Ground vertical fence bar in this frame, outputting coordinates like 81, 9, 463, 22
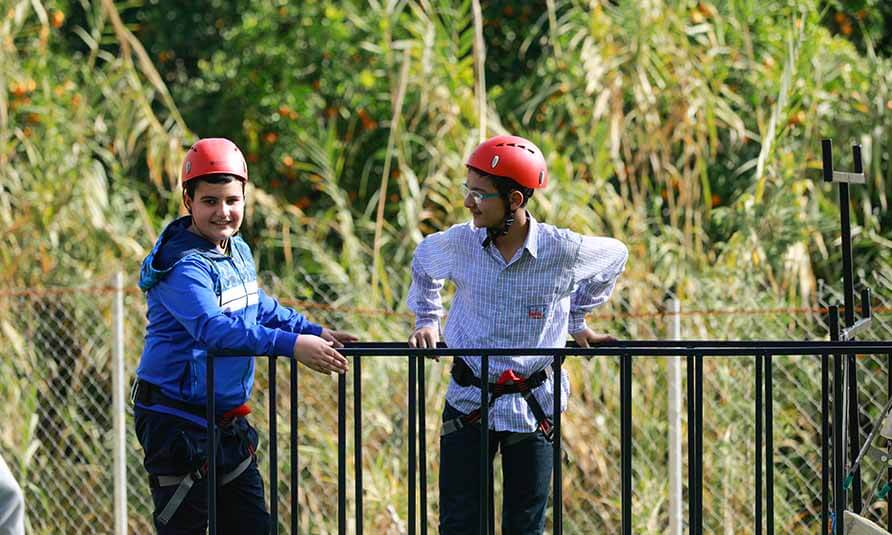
841, 144, 862, 512
822, 352, 830, 534
338, 372, 346, 535
419, 355, 428, 535
830, 307, 845, 535
846, 350, 863, 513
686, 353, 695, 534
290, 358, 298, 534
888, 352, 892, 533
621, 352, 633, 535
269, 357, 279, 535
667, 298, 683, 535
355, 356, 363, 535
765, 354, 774, 534
480, 354, 490, 535
409, 354, 417, 535
553, 354, 563, 535
695, 354, 703, 535
755, 354, 763, 535
207, 352, 217, 535
112, 272, 127, 535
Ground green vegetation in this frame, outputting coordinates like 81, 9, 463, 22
3, 0, 892, 532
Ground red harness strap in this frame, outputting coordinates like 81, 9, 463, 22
219, 403, 251, 426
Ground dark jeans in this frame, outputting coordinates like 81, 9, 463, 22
439, 403, 553, 535
134, 407, 270, 535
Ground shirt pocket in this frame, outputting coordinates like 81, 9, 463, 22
513, 283, 560, 330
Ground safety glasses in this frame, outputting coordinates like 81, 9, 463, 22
461, 183, 500, 205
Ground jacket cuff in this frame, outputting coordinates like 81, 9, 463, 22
273, 331, 299, 358
303, 322, 323, 336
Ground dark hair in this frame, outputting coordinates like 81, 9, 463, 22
183, 173, 245, 199
485, 174, 534, 208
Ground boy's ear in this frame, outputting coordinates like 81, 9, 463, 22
509, 190, 524, 211
182, 190, 192, 214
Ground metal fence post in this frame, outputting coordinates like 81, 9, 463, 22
756, 353, 763, 535
553, 353, 563, 535
480, 354, 490, 535
408, 354, 417, 535
620, 352, 633, 535
765, 354, 774, 534
269, 356, 278, 535
112, 271, 128, 535
666, 298, 683, 535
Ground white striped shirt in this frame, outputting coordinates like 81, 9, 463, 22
407, 215, 628, 432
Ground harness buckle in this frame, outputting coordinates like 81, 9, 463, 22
538, 418, 555, 442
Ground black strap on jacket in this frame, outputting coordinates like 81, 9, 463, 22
131, 379, 208, 420
443, 357, 563, 442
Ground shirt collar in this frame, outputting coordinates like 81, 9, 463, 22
473, 211, 539, 259
524, 213, 539, 258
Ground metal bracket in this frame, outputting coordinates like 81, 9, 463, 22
831, 171, 867, 184
840, 289, 873, 342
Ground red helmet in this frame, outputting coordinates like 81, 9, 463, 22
465, 135, 548, 189
181, 138, 248, 184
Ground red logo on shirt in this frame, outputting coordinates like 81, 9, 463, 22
528, 306, 545, 320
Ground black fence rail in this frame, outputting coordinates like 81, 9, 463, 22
205, 339, 892, 535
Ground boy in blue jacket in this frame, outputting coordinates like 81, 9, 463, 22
132, 138, 354, 534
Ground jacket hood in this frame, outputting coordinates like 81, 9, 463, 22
139, 216, 226, 291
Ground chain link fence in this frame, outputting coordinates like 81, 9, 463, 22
1, 266, 891, 534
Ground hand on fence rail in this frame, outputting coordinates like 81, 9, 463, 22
320, 327, 358, 348
570, 328, 617, 350
294, 334, 349, 374
407, 325, 441, 359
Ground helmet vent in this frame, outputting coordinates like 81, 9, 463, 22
495, 142, 535, 154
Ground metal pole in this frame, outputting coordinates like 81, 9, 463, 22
765, 354, 774, 534
112, 272, 127, 535
207, 351, 217, 535
338, 372, 346, 535
839, 141, 862, 510
830, 307, 845, 535
687, 354, 696, 534
480, 355, 489, 535
419, 356, 428, 535
290, 358, 298, 534
822, 352, 830, 534
695, 354, 703, 535
269, 357, 278, 535
621, 352, 633, 535
409, 355, 417, 535
755, 354, 763, 535
667, 298, 683, 535
887, 352, 892, 533
553, 354, 563, 535
355, 356, 363, 535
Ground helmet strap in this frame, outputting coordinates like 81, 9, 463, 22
481, 194, 517, 248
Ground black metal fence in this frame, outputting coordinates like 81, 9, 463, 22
204, 335, 892, 535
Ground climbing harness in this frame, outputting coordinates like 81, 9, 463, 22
441, 357, 562, 442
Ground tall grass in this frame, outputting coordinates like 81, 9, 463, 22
3, 0, 892, 532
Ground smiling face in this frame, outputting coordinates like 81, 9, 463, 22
464, 168, 505, 228
183, 176, 245, 248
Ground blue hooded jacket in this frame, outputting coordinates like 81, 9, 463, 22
136, 216, 321, 413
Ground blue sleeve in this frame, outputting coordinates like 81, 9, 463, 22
153, 259, 299, 358
256, 287, 323, 336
